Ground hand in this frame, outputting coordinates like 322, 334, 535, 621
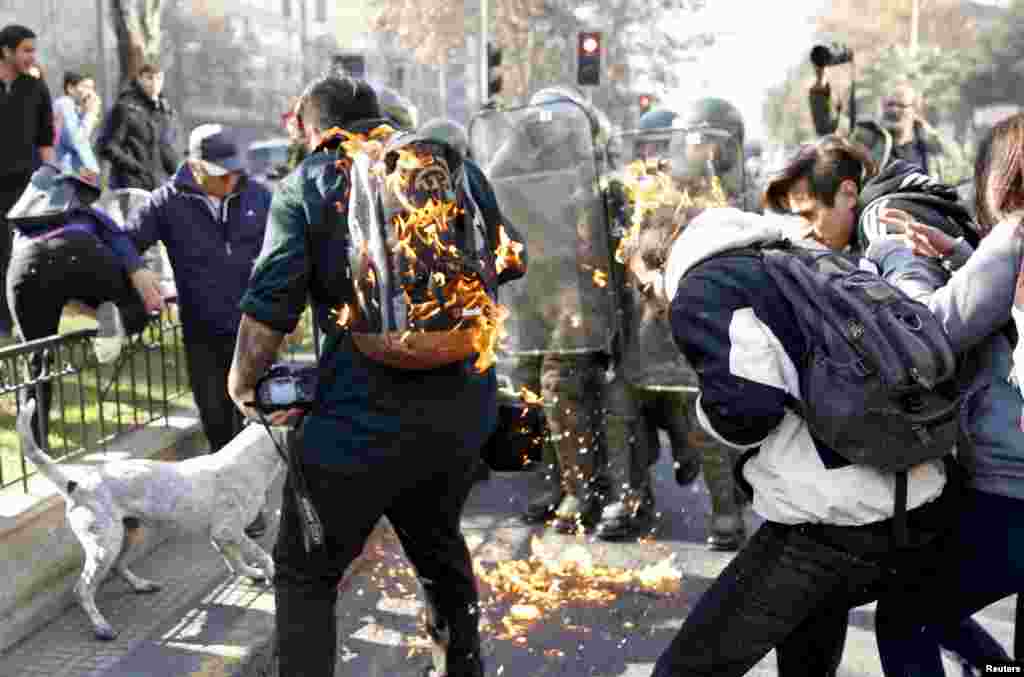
129, 268, 166, 314
813, 65, 827, 87
231, 388, 305, 427
878, 208, 954, 258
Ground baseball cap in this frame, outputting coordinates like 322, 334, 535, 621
188, 124, 244, 176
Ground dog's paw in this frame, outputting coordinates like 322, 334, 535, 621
94, 624, 119, 641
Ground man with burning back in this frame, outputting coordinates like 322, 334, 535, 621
228, 71, 525, 677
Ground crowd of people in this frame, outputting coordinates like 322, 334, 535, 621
5, 14, 1024, 677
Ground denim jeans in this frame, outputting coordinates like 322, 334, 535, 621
653, 480, 959, 677
876, 489, 1024, 676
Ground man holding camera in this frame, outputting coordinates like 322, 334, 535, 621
228, 73, 511, 677
808, 45, 963, 183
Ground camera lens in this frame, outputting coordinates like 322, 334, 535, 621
810, 45, 832, 69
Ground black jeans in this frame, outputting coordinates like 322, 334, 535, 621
0, 171, 33, 334
876, 489, 1023, 676
653, 480, 960, 677
182, 330, 244, 453
273, 426, 483, 677
7, 230, 152, 445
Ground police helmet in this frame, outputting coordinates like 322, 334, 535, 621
638, 109, 678, 131
677, 97, 744, 174
529, 86, 612, 146
419, 118, 469, 158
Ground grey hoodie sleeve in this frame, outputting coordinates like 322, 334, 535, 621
923, 218, 1022, 353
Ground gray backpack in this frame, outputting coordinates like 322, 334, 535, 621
754, 240, 961, 542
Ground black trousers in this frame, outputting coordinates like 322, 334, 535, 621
0, 171, 33, 334
7, 230, 152, 445
652, 480, 960, 677
182, 330, 244, 453
273, 427, 483, 677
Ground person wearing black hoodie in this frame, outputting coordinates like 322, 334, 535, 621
99, 64, 178, 190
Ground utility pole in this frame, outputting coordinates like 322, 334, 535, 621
479, 0, 488, 109
96, 0, 109, 103
299, 0, 310, 82
910, 0, 920, 54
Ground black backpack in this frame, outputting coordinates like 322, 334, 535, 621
734, 240, 961, 543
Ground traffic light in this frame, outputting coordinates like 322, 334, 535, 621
487, 42, 503, 98
639, 94, 653, 115
577, 31, 602, 87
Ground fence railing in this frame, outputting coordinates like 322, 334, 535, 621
0, 305, 320, 495
0, 314, 188, 493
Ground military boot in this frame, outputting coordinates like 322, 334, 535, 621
543, 357, 603, 535
521, 438, 563, 524
594, 390, 656, 541
656, 391, 703, 487
699, 438, 746, 551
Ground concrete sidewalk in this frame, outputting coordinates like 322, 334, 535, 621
0, 451, 1017, 677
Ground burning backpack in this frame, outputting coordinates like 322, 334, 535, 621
323, 125, 522, 372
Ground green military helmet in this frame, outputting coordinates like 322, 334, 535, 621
419, 117, 469, 158
529, 85, 612, 147
638, 108, 677, 131
374, 85, 419, 130
680, 96, 744, 143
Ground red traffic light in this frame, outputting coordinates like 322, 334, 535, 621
582, 36, 599, 54
639, 95, 651, 108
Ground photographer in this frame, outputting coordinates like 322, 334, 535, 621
228, 73, 519, 677
808, 45, 963, 183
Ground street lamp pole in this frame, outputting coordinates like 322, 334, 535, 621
96, 0, 108, 103
480, 0, 488, 109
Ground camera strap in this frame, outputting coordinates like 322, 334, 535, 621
253, 410, 324, 552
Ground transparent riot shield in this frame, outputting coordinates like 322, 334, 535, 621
604, 127, 749, 392
469, 100, 618, 358
94, 188, 175, 300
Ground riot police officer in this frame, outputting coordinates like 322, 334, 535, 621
599, 100, 749, 548
474, 86, 620, 532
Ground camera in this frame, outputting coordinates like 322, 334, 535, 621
254, 363, 319, 413
810, 43, 854, 69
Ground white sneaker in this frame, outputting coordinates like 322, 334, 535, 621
94, 302, 125, 364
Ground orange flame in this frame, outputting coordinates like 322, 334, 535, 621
495, 224, 525, 276
592, 269, 608, 288
519, 387, 543, 406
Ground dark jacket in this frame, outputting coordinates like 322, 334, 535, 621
99, 82, 178, 190
239, 119, 526, 467
128, 163, 272, 338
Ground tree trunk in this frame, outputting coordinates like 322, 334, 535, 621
110, 0, 163, 86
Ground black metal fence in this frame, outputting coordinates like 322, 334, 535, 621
0, 315, 187, 493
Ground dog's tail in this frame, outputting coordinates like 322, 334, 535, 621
17, 399, 77, 496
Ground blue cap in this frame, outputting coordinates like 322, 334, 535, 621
188, 124, 244, 176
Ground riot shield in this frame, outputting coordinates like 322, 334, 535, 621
469, 100, 617, 357
605, 128, 745, 392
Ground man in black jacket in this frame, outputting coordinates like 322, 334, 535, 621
0, 24, 54, 338
100, 64, 178, 190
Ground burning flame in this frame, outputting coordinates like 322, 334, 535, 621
328, 131, 515, 373
592, 269, 608, 288
519, 386, 543, 406
333, 304, 352, 329
495, 225, 525, 276
614, 158, 730, 267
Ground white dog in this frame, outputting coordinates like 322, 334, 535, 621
17, 400, 284, 640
